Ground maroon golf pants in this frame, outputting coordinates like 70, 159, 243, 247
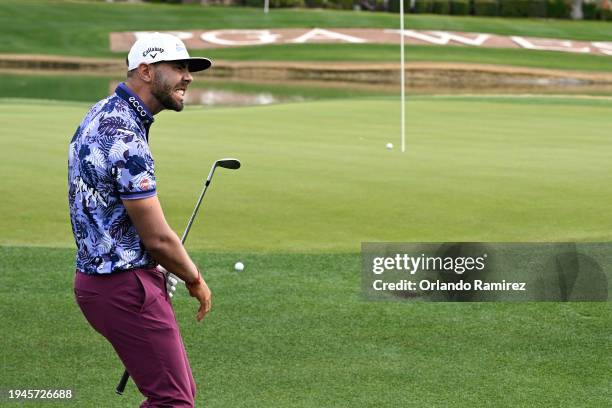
74, 268, 196, 407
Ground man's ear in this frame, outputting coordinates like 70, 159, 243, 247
137, 63, 154, 83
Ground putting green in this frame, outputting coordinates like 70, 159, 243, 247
1, 95, 611, 251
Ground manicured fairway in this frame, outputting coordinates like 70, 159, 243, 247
1, 96, 612, 251
1, 96, 611, 407
0, 247, 610, 407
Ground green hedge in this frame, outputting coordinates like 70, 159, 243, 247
498, 0, 528, 17
374, 0, 388, 11
529, 0, 549, 17
337, 0, 353, 9
432, 0, 451, 14
473, 0, 498, 16
546, 0, 570, 18
450, 0, 470, 15
244, 0, 352, 8
413, 0, 432, 13
304, 0, 327, 7
389, 0, 411, 13
182, 0, 612, 19
601, 8, 612, 21
274, 0, 305, 7
582, 1, 598, 20
416, 0, 574, 18
499, 0, 547, 18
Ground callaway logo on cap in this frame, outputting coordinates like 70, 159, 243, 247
127, 32, 212, 72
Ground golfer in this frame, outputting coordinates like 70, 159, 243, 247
68, 33, 212, 407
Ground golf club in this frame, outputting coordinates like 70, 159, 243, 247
116, 158, 241, 395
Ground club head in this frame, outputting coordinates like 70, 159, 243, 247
216, 158, 241, 170
205, 158, 241, 186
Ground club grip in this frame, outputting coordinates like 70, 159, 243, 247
116, 370, 130, 395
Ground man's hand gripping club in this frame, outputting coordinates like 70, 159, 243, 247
160, 266, 211, 322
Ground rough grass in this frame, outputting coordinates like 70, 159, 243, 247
1, 1, 611, 71
0, 246, 610, 407
199, 43, 612, 72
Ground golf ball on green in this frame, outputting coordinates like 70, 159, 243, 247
234, 262, 245, 272
386, 142, 393, 150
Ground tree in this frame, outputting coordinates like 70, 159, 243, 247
571, 0, 584, 19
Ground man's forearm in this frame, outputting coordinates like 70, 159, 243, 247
146, 231, 199, 283
122, 196, 201, 283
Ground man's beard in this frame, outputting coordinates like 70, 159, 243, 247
151, 71, 184, 112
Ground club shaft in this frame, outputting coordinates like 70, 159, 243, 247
164, 181, 211, 285
181, 181, 211, 245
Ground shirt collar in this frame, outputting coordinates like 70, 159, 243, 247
115, 83, 155, 129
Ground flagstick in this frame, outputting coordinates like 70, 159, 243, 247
400, 0, 406, 152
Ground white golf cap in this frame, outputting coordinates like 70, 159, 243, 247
127, 32, 212, 72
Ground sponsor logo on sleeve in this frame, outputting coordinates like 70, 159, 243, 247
140, 178, 153, 190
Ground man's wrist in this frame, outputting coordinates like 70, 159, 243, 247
186, 270, 201, 287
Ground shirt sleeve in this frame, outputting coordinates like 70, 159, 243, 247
108, 130, 157, 200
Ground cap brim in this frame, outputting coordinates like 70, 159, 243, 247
184, 57, 213, 72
